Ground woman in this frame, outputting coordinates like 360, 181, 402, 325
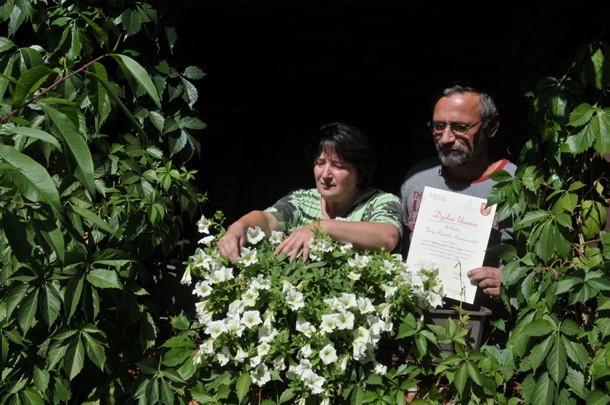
217, 122, 402, 262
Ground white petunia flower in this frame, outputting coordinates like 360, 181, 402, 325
239, 247, 258, 267
196, 215, 212, 234
347, 253, 371, 269
374, 362, 388, 375
191, 248, 215, 270
205, 320, 227, 338
242, 288, 259, 307
234, 346, 248, 362
299, 344, 313, 359
225, 317, 245, 336
241, 310, 262, 328
199, 340, 215, 355
180, 266, 192, 285
217, 348, 230, 366
198, 235, 215, 246
269, 230, 285, 244
339, 242, 353, 253
256, 342, 271, 357
246, 226, 266, 244
296, 318, 316, 338
251, 274, 271, 290
251, 363, 271, 387
335, 311, 355, 330
302, 370, 325, 394
427, 292, 444, 308
192, 280, 212, 298
347, 271, 361, 281
337, 293, 357, 309
319, 344, 338, 365
285, 289, 305, 311
272, 355, 286, 371
380, 259, 395, 274
356, 297, 375, 314
320, 314, 339, 334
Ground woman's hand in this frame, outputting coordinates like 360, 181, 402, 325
217, 227, 246, 263
275, 225, 315, 261
467, 266, 502, 297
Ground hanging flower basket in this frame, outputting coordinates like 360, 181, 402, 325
180, 214, 445, 403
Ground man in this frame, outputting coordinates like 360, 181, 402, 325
400, 85, 517, 343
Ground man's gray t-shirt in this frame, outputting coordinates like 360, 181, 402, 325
400, 156, 517, 265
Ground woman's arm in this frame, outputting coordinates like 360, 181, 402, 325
275, 219, 400, 261
217, 210, 280, 262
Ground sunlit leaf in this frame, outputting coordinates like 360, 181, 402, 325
236, 372, 251, 404
568, 103, 595, 127
12, 65, 56, 108
40, 284, 61, 327
86, 269, 122, 289
0, 145, 62, 213
69, 204, 114, 234
531, 372, 555, 405
64, 336, 85, 380
547, 336, 567, 383
5, 127, 61, 150
40, 105, 96, 196
110, 53, 161, 109
82, 333, 106, 371
18, 289, 39, 333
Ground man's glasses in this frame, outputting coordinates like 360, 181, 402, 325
428, 120, 482, 136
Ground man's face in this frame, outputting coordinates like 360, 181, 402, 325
431, 92, 486, 167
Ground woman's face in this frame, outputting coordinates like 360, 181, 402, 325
313, 150, 359, 201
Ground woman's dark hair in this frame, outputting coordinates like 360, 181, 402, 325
306, 122, 376, 188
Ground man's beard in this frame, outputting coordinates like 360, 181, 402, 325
437, 147, 471, 167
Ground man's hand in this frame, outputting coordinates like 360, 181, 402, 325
467, 266, 502, 297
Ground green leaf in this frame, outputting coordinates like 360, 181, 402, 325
594, 107, 610, 154
568, 103, 595, 127
555, 277, 581, 295
159, 378, 174, 405
110, 54, 161, 109
87, 62, 110, 130
140, 312, 157, 350
18, 289, 39, 333
547, 336, 567, 384
40, 105, 96, 196
0, 145, 63, 213
0, 36, 16, 52
564, 125, 595, 154
69, 204, 114, 234
523, 319, 554, 337
531, 372, 555, 405
516, 210, 549, 229
40, 284, 61, 327
12, 65, 56, 108
235, 373, 251, 403
526, 335, 554, 371
562, 336, 589, 370
183, 66, 206, 80
82, 333, 106, 371
1, 210, 34, 261
5, 127, 62, 150
86, 269, 122, 289
64, 273, 85, 321
453, 364, 468, 396
64, 336, 85, 380
564, 367, 587, 399
586, 390, 610, 405
181, 77, 198, 108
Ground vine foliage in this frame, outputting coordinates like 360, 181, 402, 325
0, 1, 205, 403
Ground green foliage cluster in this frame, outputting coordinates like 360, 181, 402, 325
486, 38, 610, 404
0, 0, 205, 403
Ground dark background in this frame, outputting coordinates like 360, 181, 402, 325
174, 0, 606, 223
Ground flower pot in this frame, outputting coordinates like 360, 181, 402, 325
424, 306, 492, 352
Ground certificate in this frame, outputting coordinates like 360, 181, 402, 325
406, 186, 496, 304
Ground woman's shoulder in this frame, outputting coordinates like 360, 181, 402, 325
359, 188, 400, 204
